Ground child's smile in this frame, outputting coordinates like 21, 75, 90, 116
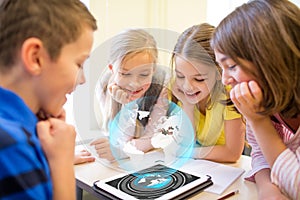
185, 90, 201, 99
174, 56, 217, 105
114, 52, 155, 102
124, 83, 151, 101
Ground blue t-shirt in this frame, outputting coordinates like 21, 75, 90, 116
0, 87, 52, 199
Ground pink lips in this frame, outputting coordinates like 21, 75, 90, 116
129, 88, 143, 95
185, 91, 200, 97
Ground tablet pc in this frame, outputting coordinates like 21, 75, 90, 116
93, 164, 213, 200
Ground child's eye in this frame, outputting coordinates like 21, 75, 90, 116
119, 72, 130, 76
140, 73, 150, 77
228, 64, 237, 70
195, 78, 206, 82
176, 74, 184, 79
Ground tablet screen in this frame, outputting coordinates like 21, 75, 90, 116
94, 164, 212, 200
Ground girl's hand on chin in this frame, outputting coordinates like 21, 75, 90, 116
108, 83, 130, 104
230, 81, 265, 121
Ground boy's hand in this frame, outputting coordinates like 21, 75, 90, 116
37, 118, 76, 164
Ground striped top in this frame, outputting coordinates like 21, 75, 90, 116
245, 114, 300, 200
0, 87, 52, 199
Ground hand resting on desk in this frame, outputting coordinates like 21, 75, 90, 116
90, 137, 115, 162
74, 149, 95, 165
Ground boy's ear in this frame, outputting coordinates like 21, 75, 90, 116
21, 38, 44, 75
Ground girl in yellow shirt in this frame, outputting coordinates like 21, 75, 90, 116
170, 23, 245, 162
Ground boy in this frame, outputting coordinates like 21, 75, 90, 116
0, 0, 97, 199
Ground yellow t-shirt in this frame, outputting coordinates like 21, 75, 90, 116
195, 99, 241, 146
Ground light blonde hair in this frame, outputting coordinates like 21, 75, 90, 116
171, 23, 226, 109
108, 28, 157, 70
98, 28, 165, 131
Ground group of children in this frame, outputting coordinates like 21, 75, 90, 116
0, 0, 299, 199
91, 23, 246, 163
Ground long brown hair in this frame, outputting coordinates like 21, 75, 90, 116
211, 0, 300, 118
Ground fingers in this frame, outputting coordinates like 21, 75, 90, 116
230, 81, 262, 105
230, 81, 264, 120
37, 118, 76, 163
36, 120, 51, 142
230, 82, 250, 107
90, 137, 107, 145
48, 118, 76, 138
92, 140, 110, 154
90, 138, 115, 161
108, 83, 129, 104
95, 148, 115, 161
248, 81, 262, 101
90, 138, 109, 153
75, 157, 95, 164
74, 150, 95, 165
78, 149, 92, 156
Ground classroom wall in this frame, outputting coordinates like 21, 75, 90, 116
88, 0, 300, 49
89, 0, 207, 49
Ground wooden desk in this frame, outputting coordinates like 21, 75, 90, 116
75, 154, 257, 199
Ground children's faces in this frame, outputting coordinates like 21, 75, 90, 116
112, 52, 155, 101
36, 28, 94, 117
214, 50, 265, 118
174, 56, 218, 105
214, 50, 256, 87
